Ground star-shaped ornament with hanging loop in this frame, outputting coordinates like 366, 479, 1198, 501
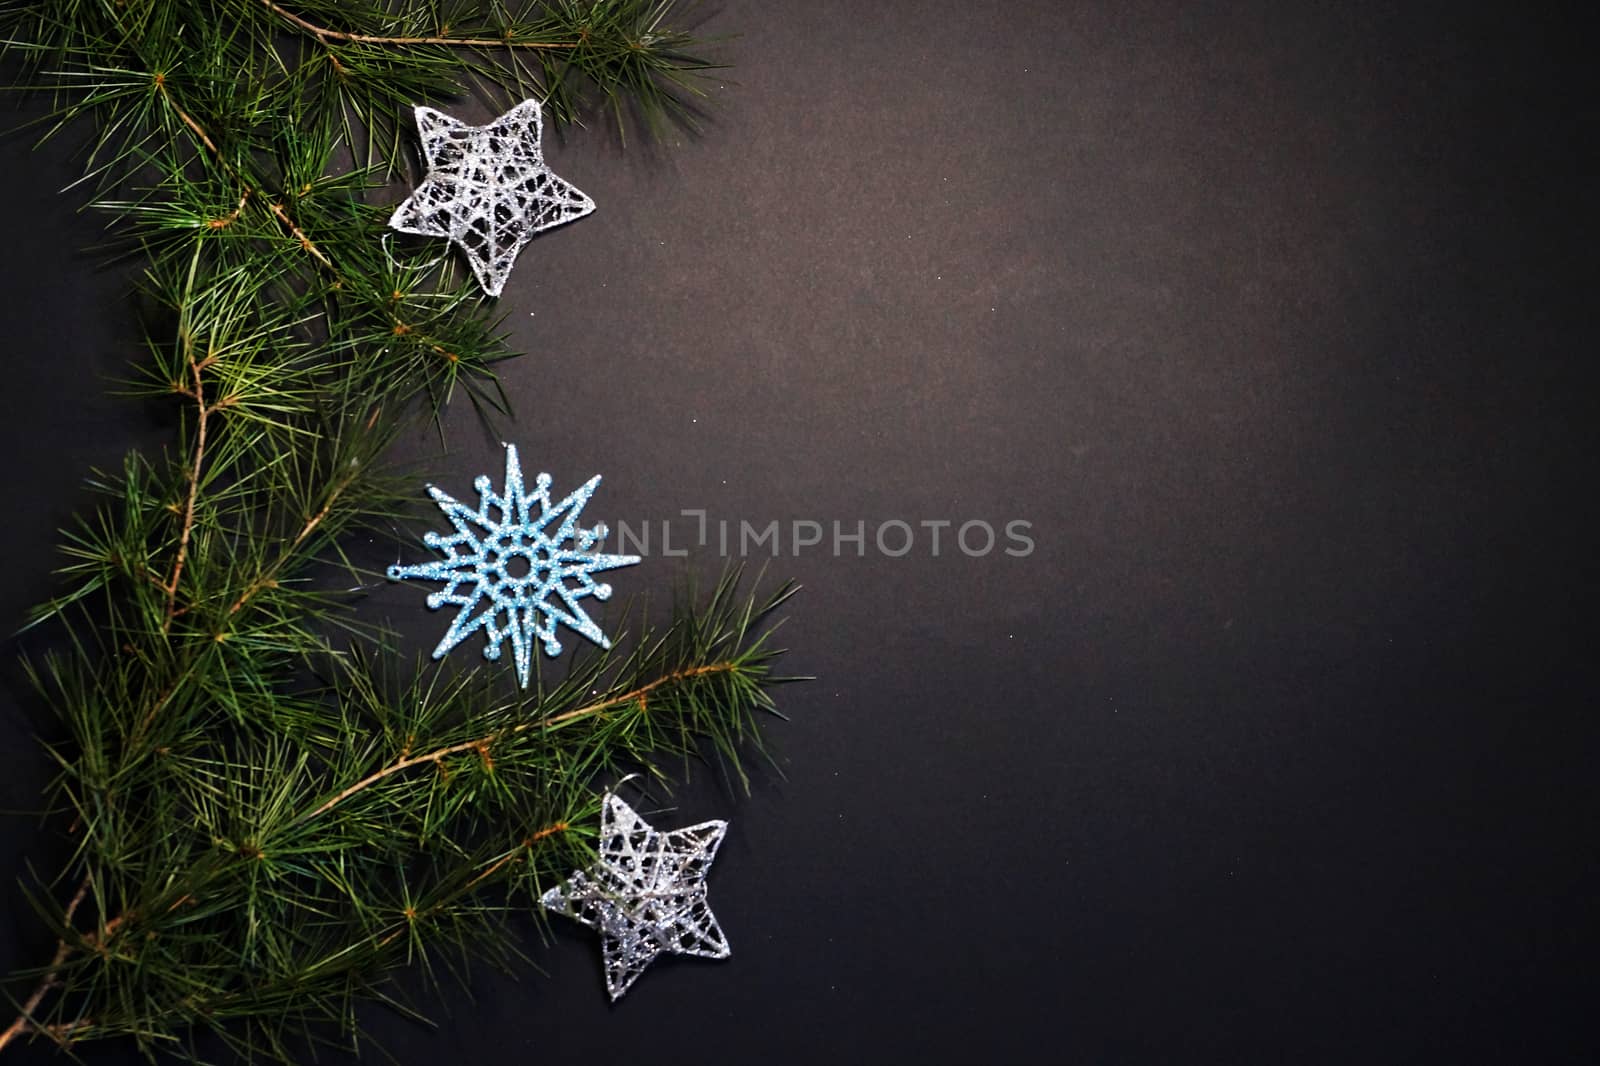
542, 793, 732, 1000
389, 98, 595, 296
387, 444, 638, 687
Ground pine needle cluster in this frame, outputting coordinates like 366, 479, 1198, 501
0, 2, 794, 1060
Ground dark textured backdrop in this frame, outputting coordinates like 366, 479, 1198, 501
0, 2, 1589, 1063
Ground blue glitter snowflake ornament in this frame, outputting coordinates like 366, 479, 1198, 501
389, 445, 639, 687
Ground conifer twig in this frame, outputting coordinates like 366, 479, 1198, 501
255, 0, 581, 49
162, 331, 209, 632
154, 76, 335, 271
303, 662, 738, 820
227, 472, 359, 616
0, 876, 91, 1052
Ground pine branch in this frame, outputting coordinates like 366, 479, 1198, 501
255, 0, 582, 50
304, 662, 739, 820
161, 260, 214, 632
154, 75, 336, 271
3, 572, 796, 1054
0, 4, 775, 1060
0, 877, 89, 1054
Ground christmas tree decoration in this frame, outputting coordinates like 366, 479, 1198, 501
389, 98, 595, 296
542, 792, 732, 1000
389, 445, 639, 687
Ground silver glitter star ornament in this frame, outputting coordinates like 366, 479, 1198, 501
542, 793, 732, 1000
389, 98, 595, 296
387, 444, 638, 687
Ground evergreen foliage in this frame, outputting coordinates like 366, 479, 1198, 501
0, 2, 794, 1058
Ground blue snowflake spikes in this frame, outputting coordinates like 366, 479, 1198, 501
388, 444, 639, 687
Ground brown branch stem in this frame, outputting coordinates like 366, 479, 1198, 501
128, 674, 184, 749
0, 876, 92, 1053
256, 0, 579, 50
161, 336, 208, 633
154, 77, 334, 270
227, 479, 349, 616
303, 662, 738, 821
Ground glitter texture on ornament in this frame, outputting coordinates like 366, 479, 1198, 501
542, 792, 732, 1000
387, 444, 638, 687
389, 98, 594, 297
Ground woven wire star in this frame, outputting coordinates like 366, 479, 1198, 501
389, 98, 595, 296
542, 793, 732, 1000
387, 445, 638, 687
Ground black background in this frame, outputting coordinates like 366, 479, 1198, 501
1, 1, 1591, 1062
